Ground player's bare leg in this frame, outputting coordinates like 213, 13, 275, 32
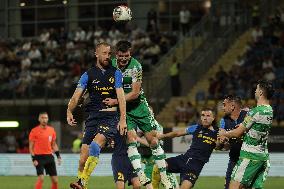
70, 144, 89, 189
229, 181, 246, 189
70, 134, 106, 189
181, 180, 193, 189
131, 177, 142, 189
115, 181, 125, 189
78, 145, 89, 177
50, 176, 58, 189
35, 175, 44, 189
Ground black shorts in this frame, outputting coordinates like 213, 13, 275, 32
34, 154, 57, 176
166, 155, 205, 186
111, 155, 137, 185
82, 112, 119, 145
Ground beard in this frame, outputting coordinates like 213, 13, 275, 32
224, 111, 231, 116
99, 58, 110, 68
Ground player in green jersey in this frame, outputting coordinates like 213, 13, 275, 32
137, 107, 179, 189
219, 80, 274, 189
103, 40, 173, 189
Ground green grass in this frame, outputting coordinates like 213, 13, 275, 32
0, 176, 283, 189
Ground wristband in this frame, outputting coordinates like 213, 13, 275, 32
31, 155, 36, 161
55, 151, 61, 158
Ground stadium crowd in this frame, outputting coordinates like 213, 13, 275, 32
208, 13, 284, 124
0, 130, 29, 153
175, 11, 284, 126
0, 26, 177, 99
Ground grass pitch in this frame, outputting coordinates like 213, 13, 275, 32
0, 176, 283, 189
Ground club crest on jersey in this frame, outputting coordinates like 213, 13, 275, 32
48, 136, 52, 142
109, 77, 114, 83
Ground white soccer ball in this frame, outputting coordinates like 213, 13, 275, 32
113, 5, 132, 22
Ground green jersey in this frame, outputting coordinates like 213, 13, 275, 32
112, 57, 155, 132
240, 105, 273, 160
112, 57, 146, 103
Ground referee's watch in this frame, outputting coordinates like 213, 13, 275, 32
31, 155, 36, 161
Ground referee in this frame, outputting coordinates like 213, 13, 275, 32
29, 112, 62, 189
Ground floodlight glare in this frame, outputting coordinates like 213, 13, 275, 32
0, 121, 19, 128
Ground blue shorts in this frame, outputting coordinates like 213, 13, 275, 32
166, 154, 205, 186
111, 155, 137, 185
82, 112, 119, 145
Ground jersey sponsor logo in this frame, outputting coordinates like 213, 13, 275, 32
94, 86, 113, 94
197, 134, 216, 144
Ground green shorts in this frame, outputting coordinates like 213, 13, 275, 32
231, 158, 270, 189
126, 101, 156, 133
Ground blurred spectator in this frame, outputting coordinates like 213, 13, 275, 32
108, 26, 121, 39
147, 8, 158, 32
175, 101, 187, 124
234, 55, 245, 67
251, 26, 263, 42
74, 27, 86, 42
16, 130, 29, 153
39, 29, 50, 43
185, 101, 196, 123
142, 42, 161, 65
0, 26, 177, 100
21, 56, 32, 70
0, 139, 7, 153
264, 68, 276, 81
28, 45, 42, 62
169, 56, 181, 96
4, 131, 17, 153
72, 133, 83, 153
179, 6, 191, 36
252, 4, 260, 26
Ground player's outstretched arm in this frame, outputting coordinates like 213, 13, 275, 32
158, 129, 187, 140
219, 124, 246, 138
67, 88, 84, 126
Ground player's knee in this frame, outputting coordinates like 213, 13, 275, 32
149, 138, 159, 148
132, 179, 141, 189
89, 141, 101, 157
51, 176, 58, 184
132, 183, 141, 189
38, 175, 44, 182
127, 130, 137, 142
115, 181, 125, 189
181, 180, 193, 189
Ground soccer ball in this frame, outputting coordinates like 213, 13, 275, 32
113, 5, 132, 22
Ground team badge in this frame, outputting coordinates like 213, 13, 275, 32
109, 77, 114, 83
